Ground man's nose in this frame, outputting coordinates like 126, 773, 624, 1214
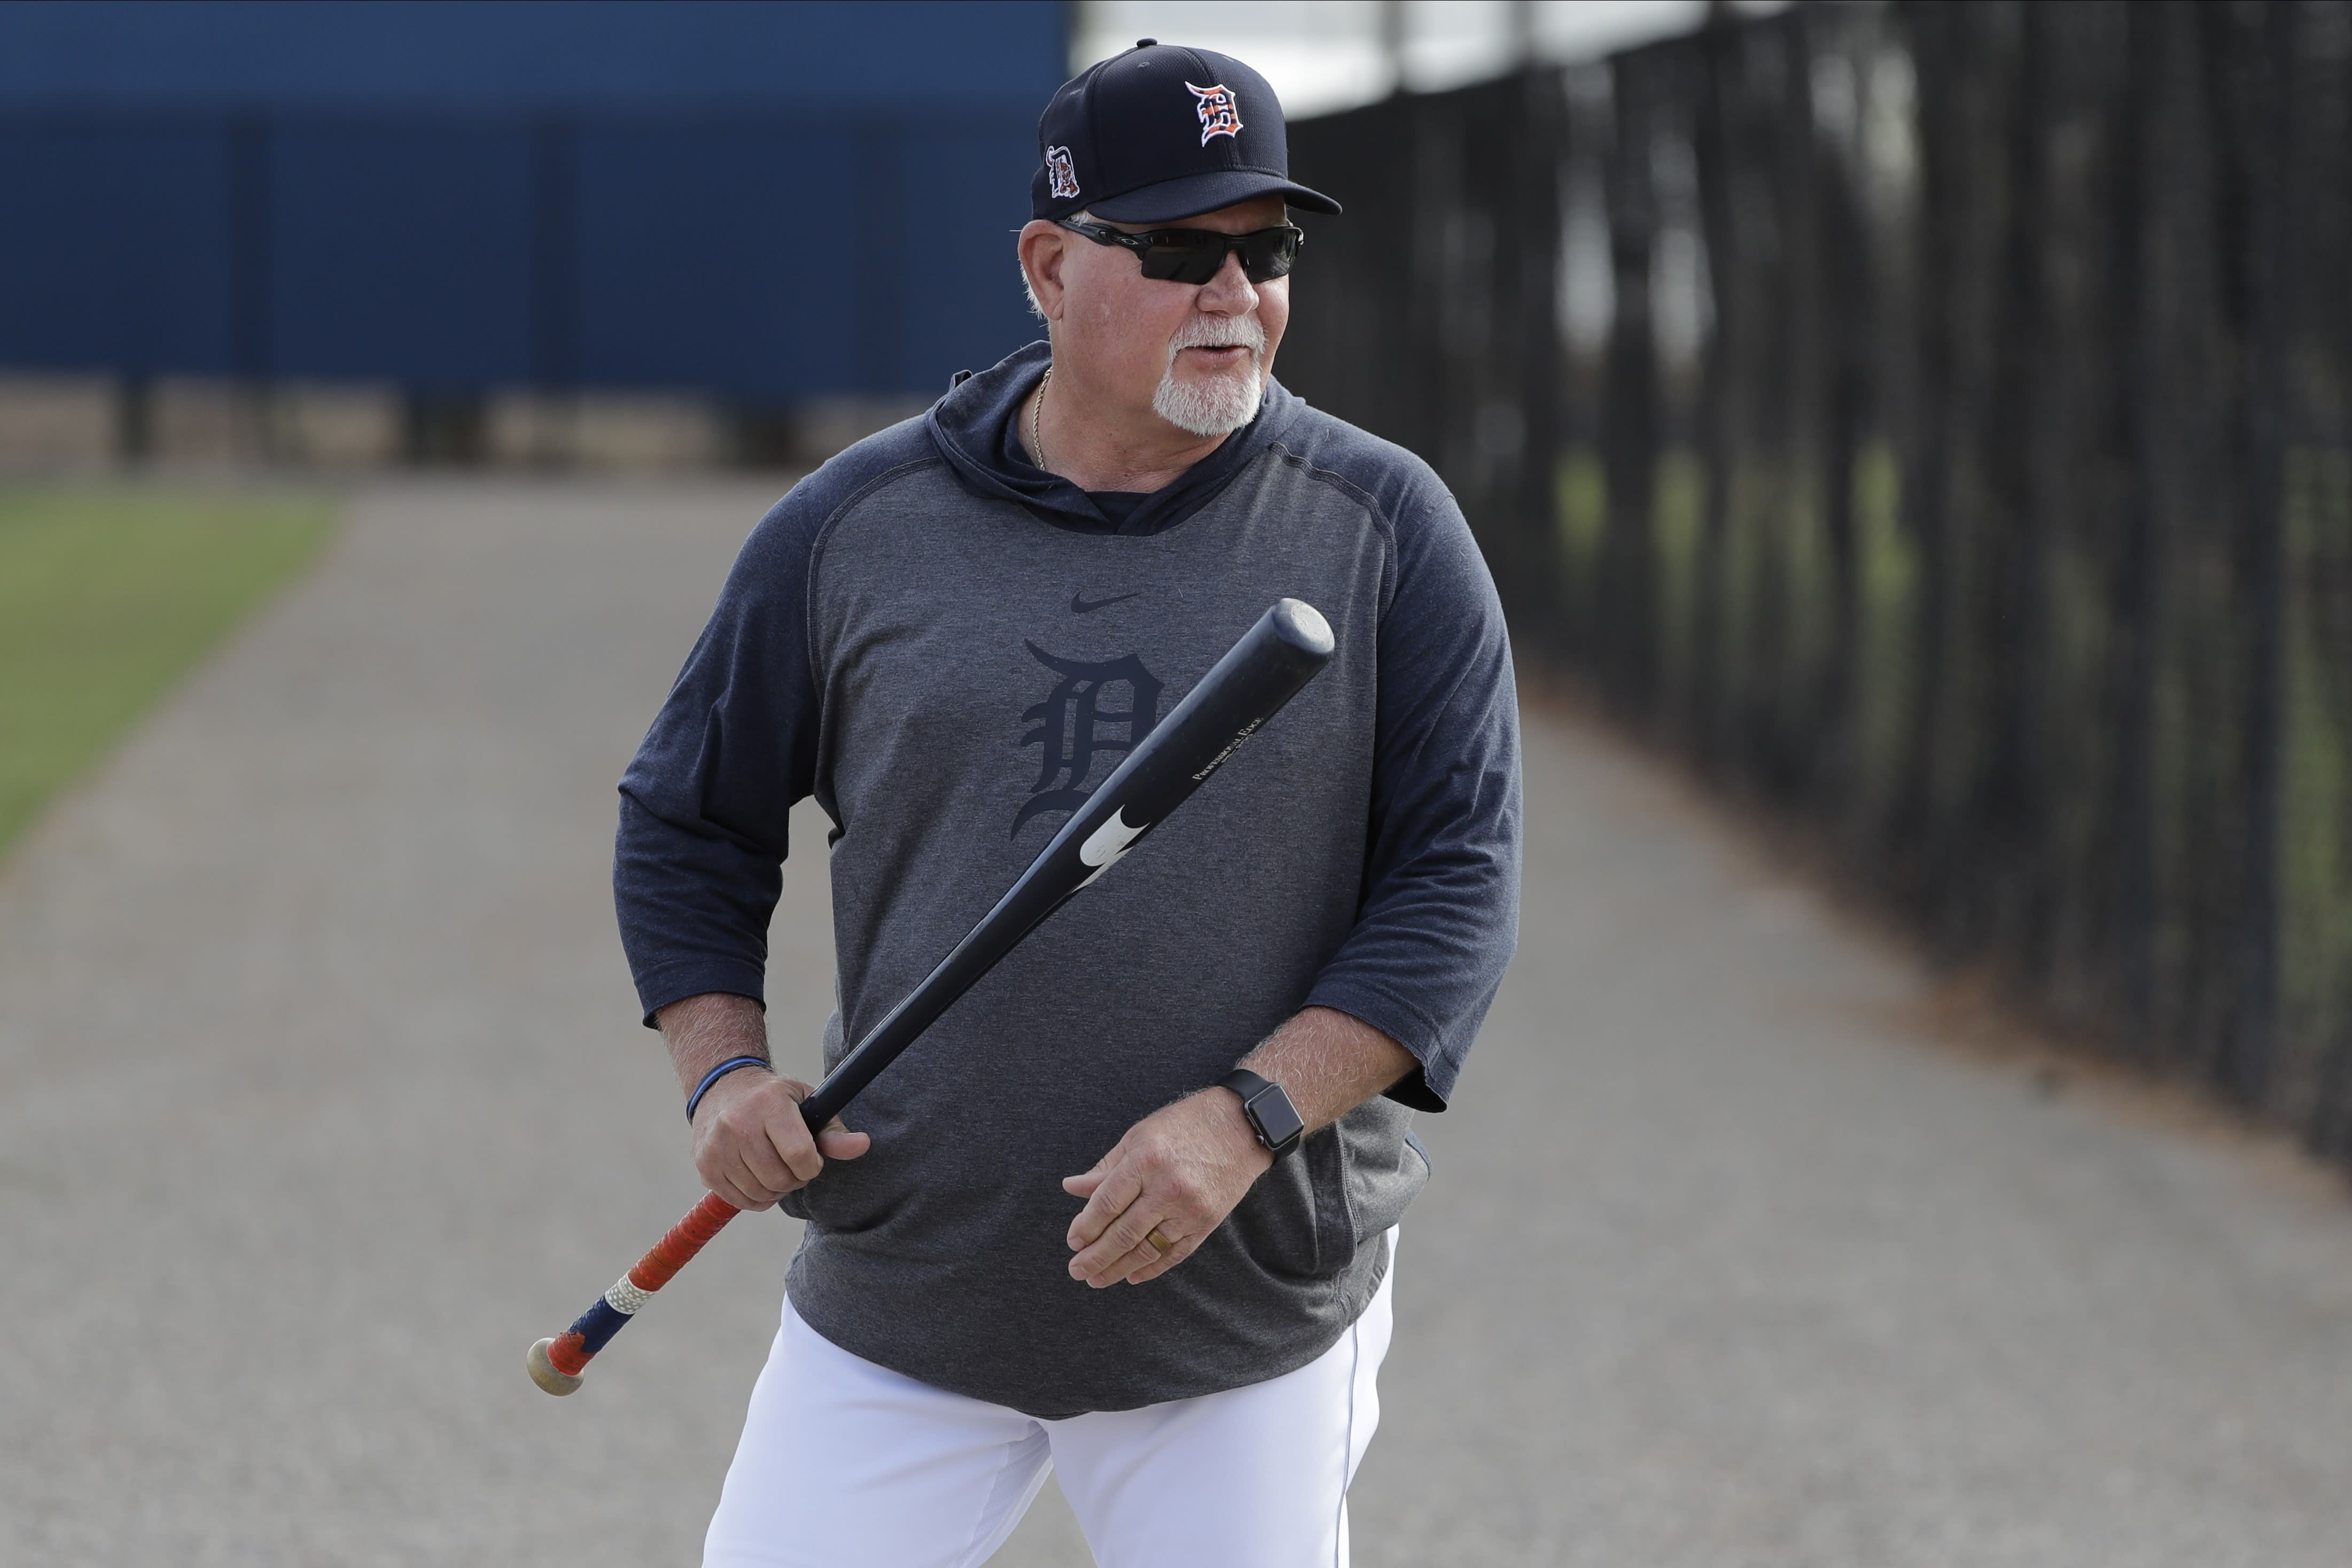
1193, 249, 1257, 314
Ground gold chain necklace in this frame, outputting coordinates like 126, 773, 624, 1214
1031, 364, 1052, 471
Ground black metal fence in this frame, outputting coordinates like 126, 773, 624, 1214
1283, 0, 2352, 1166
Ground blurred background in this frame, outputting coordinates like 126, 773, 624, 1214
4, 3, 2350, 1565
0, 0, 1063, 467
1275, 0, 2352, 1168
0, 0, 1743, 468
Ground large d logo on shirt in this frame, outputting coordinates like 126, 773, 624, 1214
1015, 643, 1163, 836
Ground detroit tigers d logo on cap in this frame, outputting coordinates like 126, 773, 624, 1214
1045, 145, 1080, 200
1186, 82, 1243, 145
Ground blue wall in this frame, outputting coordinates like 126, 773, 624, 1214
0, 2, 1065, 398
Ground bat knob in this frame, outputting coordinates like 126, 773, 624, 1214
527, 1337, 585, 1396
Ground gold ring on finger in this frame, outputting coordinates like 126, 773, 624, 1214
1146, 1227, 1175, 1255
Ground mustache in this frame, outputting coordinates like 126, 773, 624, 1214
1166, 314, 1266, 361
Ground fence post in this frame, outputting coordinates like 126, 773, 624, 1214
1692, 17, 1741, 771
1981, 0, 2054, 975
2210, 0, 2292, 1109
1807, 7, 1871, 821
2299, 0, 2352, 1163
1509, 67, 1570, 664
1600, 53, 1660, 713
2109, 0, 2162, 1052
1890, 2, 1959, 912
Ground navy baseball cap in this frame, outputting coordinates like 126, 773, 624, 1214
1031, 40, 1342, 223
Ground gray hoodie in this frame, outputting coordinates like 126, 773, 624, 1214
616, 341, 1521, 1416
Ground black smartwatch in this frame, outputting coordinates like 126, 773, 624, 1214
1219, 1068, 1305, 1158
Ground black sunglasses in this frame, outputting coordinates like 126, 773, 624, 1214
1056, 219, 1305, 285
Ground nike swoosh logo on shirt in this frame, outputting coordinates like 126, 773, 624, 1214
1070, 591, 1141, 614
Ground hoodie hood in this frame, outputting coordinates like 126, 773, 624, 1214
926, 339, 1306, 537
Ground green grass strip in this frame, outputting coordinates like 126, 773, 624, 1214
0, 488, 337, 857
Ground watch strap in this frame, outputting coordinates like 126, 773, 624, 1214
1219, 1067, 1304, 1158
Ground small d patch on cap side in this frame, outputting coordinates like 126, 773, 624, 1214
1045, 144, 1080, 200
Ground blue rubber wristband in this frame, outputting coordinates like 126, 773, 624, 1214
686, 1056, 771, 1124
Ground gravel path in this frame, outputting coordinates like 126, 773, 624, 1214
3, 479, 2347, 1566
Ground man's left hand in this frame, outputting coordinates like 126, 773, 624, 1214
1062, 1087, 1273, 1287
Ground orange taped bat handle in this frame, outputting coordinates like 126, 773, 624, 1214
629, 1191, 742, 1291
539, 1192, 744, 1380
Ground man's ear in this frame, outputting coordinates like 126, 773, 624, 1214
1017, 220, 1071, 323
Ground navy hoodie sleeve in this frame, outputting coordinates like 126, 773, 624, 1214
1300, 458, 1522, 1111
613, 487, 830, 1026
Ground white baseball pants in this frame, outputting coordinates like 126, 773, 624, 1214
704, 1233, 1397, 1568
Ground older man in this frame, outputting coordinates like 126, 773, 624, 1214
615, 41, 1520, 1568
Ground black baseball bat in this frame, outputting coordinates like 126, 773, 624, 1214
798, 595, 1335, 1126
528, 597, 1335, 1393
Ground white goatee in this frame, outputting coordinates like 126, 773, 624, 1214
1152, 314, 1268, 437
